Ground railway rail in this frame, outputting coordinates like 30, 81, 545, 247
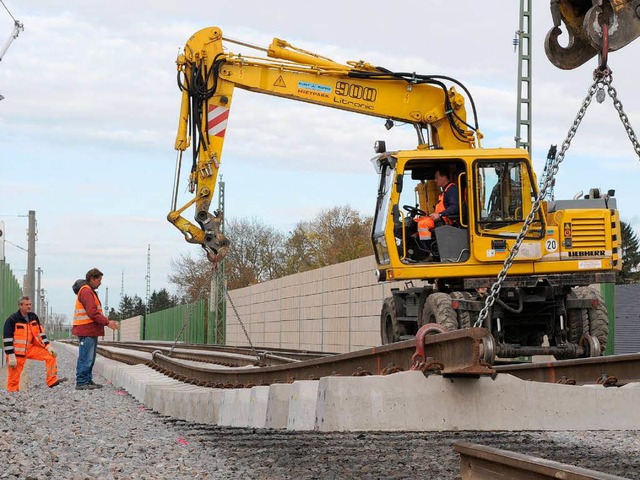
49, 342, 639, 478
455, 442, 629, 480
87, 331, 640, 389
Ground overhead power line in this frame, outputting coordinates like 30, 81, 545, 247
0, 0, 18, 21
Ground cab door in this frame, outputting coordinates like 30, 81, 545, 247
472, 159, 545, 263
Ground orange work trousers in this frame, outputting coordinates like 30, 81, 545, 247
5, 346, 59, 392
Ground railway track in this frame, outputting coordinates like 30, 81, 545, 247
455, 442, 629, 480
91, 334, 640, 388
55, 340, 639, 477
54, 337, 640, 479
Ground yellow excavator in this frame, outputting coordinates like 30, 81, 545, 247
169, 2, 638, 360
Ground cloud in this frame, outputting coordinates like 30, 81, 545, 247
2, 0, 640, 317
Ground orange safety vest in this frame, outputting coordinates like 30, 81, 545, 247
12, 319, 47, 356
416, 183, 456, 240
435, 182, 456, 225
73, 284, 103, 326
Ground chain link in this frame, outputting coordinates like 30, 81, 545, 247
473, 77, 602, 328
168, 283, 211, 356
167, 282, 261, 362
605, 78, 640, 159
226, 290, 261, 361
474, 70, 640, 328
168, 302, 196, 356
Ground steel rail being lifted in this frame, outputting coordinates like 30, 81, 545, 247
90, 336, 640, 389
92, 328, 496, 387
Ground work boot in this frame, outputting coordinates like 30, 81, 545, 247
89, 381, 104, 389
49, 377, 68, 388
75, 383, 100, 390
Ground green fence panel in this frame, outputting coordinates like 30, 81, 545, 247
0, 261, 22, 325
601, 283, 615, 356
47, 326, 74, 341
143, 300, 207, 343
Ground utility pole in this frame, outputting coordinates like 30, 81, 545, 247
39, 290, 45, 322
514, 0, 532, 151
36, 266, 42, 316
24, 210, 36, 301
145, 244, 151, 315
211, 181, 226, 345
0, 220, 5, 262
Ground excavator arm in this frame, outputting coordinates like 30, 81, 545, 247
545, 0, 640, 69
168, 27, 482, 261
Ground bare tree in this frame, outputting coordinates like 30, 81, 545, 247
169, 206, 372, 293
168, 250, 215, 302
46, 312, 67, 331
225, 217, 287, 289
283, 205, 372, 273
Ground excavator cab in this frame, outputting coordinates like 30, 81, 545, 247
371, 149, 543, 276
394, 161, 467, 264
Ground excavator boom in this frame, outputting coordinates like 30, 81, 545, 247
169, 27, 481, 260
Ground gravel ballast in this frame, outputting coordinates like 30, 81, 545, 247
1, 346, 639, 479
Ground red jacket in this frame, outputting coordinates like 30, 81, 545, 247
72, 287, 109, 337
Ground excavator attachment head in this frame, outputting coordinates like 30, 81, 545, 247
545, 0, 640, 70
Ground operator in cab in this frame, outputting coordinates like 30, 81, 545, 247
415, 169, 459, 241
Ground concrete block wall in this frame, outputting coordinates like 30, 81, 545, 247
226, 256, 405, 353
101, 315, 141, 342
119, 315, 141, 341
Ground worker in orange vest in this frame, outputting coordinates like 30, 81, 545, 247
3, 296, 67, 391
72, 268, 119, 390
415, 169, 459, 241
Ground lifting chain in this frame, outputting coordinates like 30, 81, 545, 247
169, 299, 200, 356
226, 290, 261, 362
168, 282, 212, 356
474, 66, 640, 329
167, 289, 260, 363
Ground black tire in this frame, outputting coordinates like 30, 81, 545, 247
566, 289, 589, 344
421, 293, 458, 331
450, 291, 475, 329
570, 286, 608, 354
381, 296, 408, 344
585, 287, 608, 353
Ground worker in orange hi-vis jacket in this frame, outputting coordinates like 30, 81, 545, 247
2, 296, 67, 391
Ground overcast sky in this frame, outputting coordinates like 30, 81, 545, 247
1, 1, 639, 319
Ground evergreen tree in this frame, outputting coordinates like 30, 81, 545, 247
618, 221, 640, 284
148, 288, 178, 313
118, 294, 146, 319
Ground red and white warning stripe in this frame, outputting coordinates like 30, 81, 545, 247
207, 105, 229, 137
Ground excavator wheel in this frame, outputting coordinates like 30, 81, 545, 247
450, 291, 476, 329
573, 286, 608, 353
566, 289, 589, 345
380, 296, 408, 344
560, 286, 608, 358
420, 293, 458, 332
